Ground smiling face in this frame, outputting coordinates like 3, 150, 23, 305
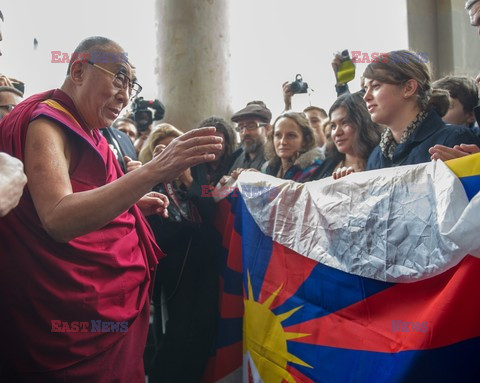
330, 107, 357, 156
273, 117, 304, 161
69, 44, 134, 130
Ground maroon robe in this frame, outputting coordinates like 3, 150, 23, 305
0, 89, 163, 380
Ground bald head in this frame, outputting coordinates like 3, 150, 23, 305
66, 36, 130, 75
466, 0, 480, 9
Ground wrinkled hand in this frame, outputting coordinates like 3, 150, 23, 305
147, 127, 223, 184
282, 81, 294, 111
137, 192, 169, 217
124, 156, 142, 172
153, 144, 167, 158
0, 153, 28, 217
333, 166, 355, 180
429, 144, 480, 161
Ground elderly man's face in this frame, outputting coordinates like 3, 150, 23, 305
469, 1, 480, 35
77, 44, 135, 130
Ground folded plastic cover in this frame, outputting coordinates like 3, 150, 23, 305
236, 160, 480, 282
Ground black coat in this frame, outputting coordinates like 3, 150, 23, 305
367, 110, 480, 170
100, 127, 137, 173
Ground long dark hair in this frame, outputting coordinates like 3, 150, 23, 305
327, 92, 383, 165
196, 116, 236, 184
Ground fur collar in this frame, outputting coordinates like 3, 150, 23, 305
268, 146, 324, 170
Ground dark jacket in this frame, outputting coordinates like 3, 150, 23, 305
100, 127, 137, 173
265, 147, 324, 182
367, 110, 480, 170
311, 156, 341, 180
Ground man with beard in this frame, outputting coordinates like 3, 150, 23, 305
228, 100, 271, 173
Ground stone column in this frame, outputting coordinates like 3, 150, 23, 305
407, 0, 480, 80
154, 0, 232, 132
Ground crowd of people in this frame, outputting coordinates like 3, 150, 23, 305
2, 1, 480, 382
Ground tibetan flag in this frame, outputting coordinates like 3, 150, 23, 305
204, 155, 480, 383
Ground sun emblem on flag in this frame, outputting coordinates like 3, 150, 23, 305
243, 272, 312, 382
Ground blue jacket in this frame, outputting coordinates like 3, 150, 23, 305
367, 110, 480, 170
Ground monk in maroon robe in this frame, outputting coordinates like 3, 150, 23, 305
0, 36, 223, 382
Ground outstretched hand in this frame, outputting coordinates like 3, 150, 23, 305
147, 127, 223, 183
429, 144, 480, 162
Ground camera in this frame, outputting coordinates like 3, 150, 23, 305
131, 97, 166, 133
336, 49, 356, 84
289, 74, 309, 94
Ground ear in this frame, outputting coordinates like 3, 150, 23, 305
466, 110, 476, 125
69, 60, 86, 85
403, 79, 418, 98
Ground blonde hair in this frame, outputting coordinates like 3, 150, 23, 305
138, 123, 183, 164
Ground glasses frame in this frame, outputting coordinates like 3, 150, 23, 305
235, 122, 267, 133
85, 60, 142, 100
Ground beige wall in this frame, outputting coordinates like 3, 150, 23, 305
407, 0, 480, 80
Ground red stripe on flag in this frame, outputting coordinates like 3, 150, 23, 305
286, 363, 315, 383
220, 290, 244, 318
284, 255, 480, 352
227, 228, 243, 273
201, 341, 243, 383
260, 242, 317, 309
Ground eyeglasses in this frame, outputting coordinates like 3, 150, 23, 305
86, 60, 142, 99
0, 104, 15, 113
235, 122, 267, 132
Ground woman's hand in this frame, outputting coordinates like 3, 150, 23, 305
333, 166, 355, 180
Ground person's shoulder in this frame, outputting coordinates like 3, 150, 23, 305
366, 146, 382, 170
442, 123, 480, 146
310, 156, 338, 180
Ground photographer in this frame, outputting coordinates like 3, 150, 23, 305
131, 97, 165, 153
282, 76, 328, 150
